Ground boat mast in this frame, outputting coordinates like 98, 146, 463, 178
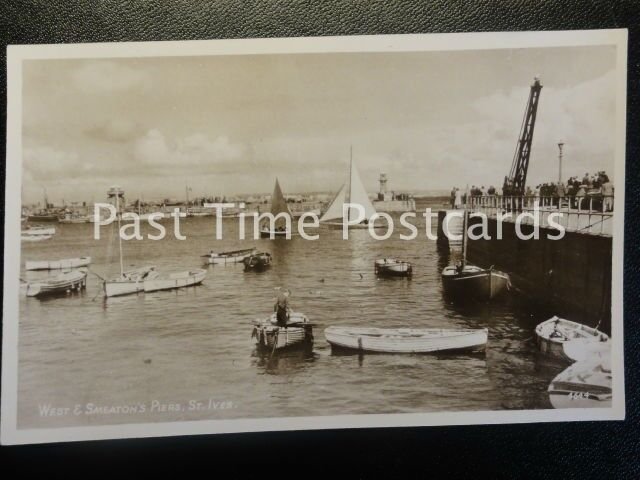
116, 192, 124, 277
347, 146, 353, 223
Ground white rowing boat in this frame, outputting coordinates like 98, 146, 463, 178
22, 226, 56, 236
25, 269, 87, 297
535, 316, 609, 362
104, 266, 159, 297
25, 256, 92, 271
324, 326, 488, 353
374, 258, 413, 277
143, 268, 206, 292
21, 234, 53, 242
548, 354, 612, 409
251, 312, 314, 350
202, 247, 257, 265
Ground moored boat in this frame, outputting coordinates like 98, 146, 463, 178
441, 264, 510, 300
324, 326, 488, 353
22, 225, 56, 236
202, 247, 257, 265
251, 312, 314, 350
21, 234, 53, 242
25, 256, 91, 271
244, 252, 272, 271
143, 268, 207, 292
259, 178, 297, 238
25, 269, 87, 297
548, 354, 612, 409
535, 316, 609, 362
374, 258, 413, 277
104, 266, 159, 297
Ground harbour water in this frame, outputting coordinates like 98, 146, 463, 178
18, 201, 565, 429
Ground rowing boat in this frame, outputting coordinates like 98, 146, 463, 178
548, 353, 612, 409
374, 258, 413, 277
25, 256, 91, 271
251, 312, 314, 350
244, 252, 272, 271
202, 247, 257, 265
22, 226, 56, 236
535, 316, 609, 362
21, 234, 53, 242
25, 270, 87, 297
104, 266, 159, 297
324, 326, 488, 353
143, 268, 206, 292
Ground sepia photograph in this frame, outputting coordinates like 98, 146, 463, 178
1, 30, 627, 444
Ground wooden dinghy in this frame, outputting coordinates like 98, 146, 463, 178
26, 269, 87, 297
535, 316, 609, 362
374, 258, 413, 277
548, 354, 612, 409
143, 268, 206, 293
26, 256, 91, 271
251, 312, 314, 350
243, 252, 272, 271
202, 247, 256, 265
22, 225, 56, 236
104, 266, 159, 297
324, 326, 488, 353
21, 234, 53, 242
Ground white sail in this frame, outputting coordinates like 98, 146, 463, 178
319, 183, 348, 222
348, 161, 376, 222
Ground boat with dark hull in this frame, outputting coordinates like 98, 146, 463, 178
374, 258, 413, 277
243, 252, 272, 271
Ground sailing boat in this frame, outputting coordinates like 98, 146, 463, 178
320, 148, 380, 229
441, 199, 510, 300
103, 186, 159, 297
259, 178, 296, 238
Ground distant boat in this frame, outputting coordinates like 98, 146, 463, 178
243, 252, 272, 271
535, 316, 610, 362
259, 178, 297, 238
26, 256, 91, 271
59, 213, 90, 224
202, 247, 257, 265
374, 258, 413, 277
143, 268, 207, 293
21, 234, 53, 242
251, 312, 314, 350
320, 147, 382, 229
27, 213, 59, 223
25, 270, 87, 297
22, 226, 56, 236
324, 326, 488, 353
548, 354, 612, 409
441, 207, 510, 300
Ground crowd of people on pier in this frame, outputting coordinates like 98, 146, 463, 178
450, 170, 614, 212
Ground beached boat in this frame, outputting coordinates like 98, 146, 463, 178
104, 266, 159, 297
535, 316, 609, 362
324, 326, 488, 353
441, 207, 510, 300
25, 270, 87, 297
548, 354, 612, 409
202, 247, 257, 265
143, 268, 207, 292
21, 234, 53, 242
25, 256, 91, 271
244, 252, 272, 271
374, 258, 413, 277
259, 178, 297, 238
320, 148, 383, 229
251, 312, 314, 350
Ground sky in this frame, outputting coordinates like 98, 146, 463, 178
21, 45, 618, 204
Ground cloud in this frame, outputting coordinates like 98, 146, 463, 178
85, 119, 143, 143
24, 146, 80, 181
71, 61, 148, 93
132, 130, 245, 172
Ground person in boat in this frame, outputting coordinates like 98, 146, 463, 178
455, 260, 463, 274
274, 288, 291, 327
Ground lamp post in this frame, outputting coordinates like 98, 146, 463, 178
557, 141, 564, 183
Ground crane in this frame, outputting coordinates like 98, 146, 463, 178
503, 76, 543, 196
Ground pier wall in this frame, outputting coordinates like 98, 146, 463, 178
438, 211, 612, 333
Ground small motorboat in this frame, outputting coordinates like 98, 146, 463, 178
25, 256, 92, 271
104, 266, 159, 297
548, 355, 612, 409
244, 252, 272, 271
25, 269, 87, 297
143, 268, 207, 293
535, 316, 609, 362
202, 247, 257, 265
324, 326, 488, 353
374, 258, 413, 277
251, 312, 314, 350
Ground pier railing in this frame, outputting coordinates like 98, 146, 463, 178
462, 194, 614, 236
